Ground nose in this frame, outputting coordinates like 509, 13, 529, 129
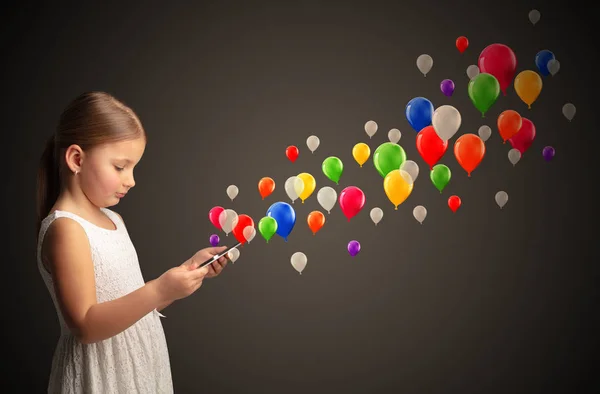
124, 172, 135, 189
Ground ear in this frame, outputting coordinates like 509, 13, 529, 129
64, 144, 84, 174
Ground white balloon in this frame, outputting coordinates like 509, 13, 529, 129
370, 207, 383, 225
285, 176, 304, 203
508, 149, 521, 166
495, 191, 508, 209
218, 209, 238, 236
466, 64, 480, 80
478, 125, 492, 142
290, 252, 307, 274
226, 185, 238, 201
416, 54, 433, 77
306, 135, 320, 153
562, 103, 576, 121
413, 205, 427, 224
243, 226, 256, 243
227, 247, 240, 263
528, 9, 540, 25
432, 105, 462, 141
388, 128, 401, 144
364, 120, 378, 138
317, 186, 337, 214
400, 160, 419, 183
547, 59, 560, 76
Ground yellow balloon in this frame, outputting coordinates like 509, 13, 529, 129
514, 70, 543, 109
297, 172, 316, 203
352, 142, 370, 167
383, 170, 413, 210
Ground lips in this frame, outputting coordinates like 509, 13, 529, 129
116, 192, 127, 198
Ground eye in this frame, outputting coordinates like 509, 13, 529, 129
114, 166, 125, 171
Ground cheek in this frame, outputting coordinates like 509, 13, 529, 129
90, 167, 122, 194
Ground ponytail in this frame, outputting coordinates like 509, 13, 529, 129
36, 134, 59, 238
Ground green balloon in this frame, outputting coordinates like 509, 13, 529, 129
430, 164, 451, 193
258, 216, 277, 243
322, 156, 343, 184
373, 142, 407, 178
468, 72, 500, 117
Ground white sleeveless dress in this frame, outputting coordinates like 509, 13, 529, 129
37, 208, 173, 393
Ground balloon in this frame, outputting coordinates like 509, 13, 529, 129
307, 211, 325, 235
468, 73, 500, 116
218, 209, 238, 236
284, 176, 304, 203
466, 64, 480, 80
508, 148, 521, 166
258, 177, 275, 199
413, 205, 427, 224
478, 125, 492, 142
547, 59, 560, 76
440, 79, 455, 96
347, 240, 361, 257
416, 125, 448, 170
286, 145, 299, 162
306, 135, 320, 153
514, 70, 543, 109
508, 117, 536, 154
352, 143, 370, 167
317, 186, 337, 214
373, 142, 407, 178
497, 110, 523, 142
562, 103, 576, 122
416, 54, 433, 76
432, 105, 461, 141
226, 185, 238, 201
258, 216, 277, 243
535, 50, 555, 76
529, 9, 540, 25
542, 146, 555, 161
430, 164, 451, 193
209, 234, 220, 247
456, 36, 468, 53
370, 207, 383, 226
400, 160, 419, 183
478, 43, 517, 95
383, 170, 413, 210
365, 120, 378, 138
495, 191, 508, 209
297, 172, 316, 203
227, 247, 240, 263
388, 128, 401, 144
243, 226, 256, 243
290, 252, 307, 274
338, 186, 366, 221
232, 214, 254, 245
454, 134, 485, 177
208, 206, 224, 230
322, 156, 344, 184
448, 195, 461, 213
405, 97, 434, 132
266, 202, 296, 241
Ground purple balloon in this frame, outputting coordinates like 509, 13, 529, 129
347, 240, 361, 257
440, 79, 455, 97
209, 234, 220, 247
542, 146, 555, 161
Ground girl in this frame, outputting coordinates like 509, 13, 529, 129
36, 91, 229, 393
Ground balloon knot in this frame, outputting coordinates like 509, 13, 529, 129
394, 206, 398, 210
301, 200, 304, 204
528, 105, 531, 109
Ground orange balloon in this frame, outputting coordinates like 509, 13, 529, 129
307, 210, 325, 235
497, 110, 522, 143
258, 177, 275, 199
454, 133, 485, 177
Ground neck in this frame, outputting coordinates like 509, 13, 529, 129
53, 176, 102, 217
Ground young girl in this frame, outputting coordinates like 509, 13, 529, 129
36, 91, 229, 393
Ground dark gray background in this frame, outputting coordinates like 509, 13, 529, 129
4, 1, 598, 392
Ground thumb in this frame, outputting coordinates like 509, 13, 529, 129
207, 245, 228, 255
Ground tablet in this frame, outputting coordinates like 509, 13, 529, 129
198, 242, 242, 268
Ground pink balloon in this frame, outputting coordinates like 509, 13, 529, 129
478, 43, 517, 96
208, 206, 224, 230
508, 118, 536, 154
338, 186, 365, 221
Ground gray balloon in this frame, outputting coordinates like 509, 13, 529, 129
508, 149, 521, 166
528, 9, 540, 25
495, 191, 508, 209
562, 103, 576, 121
547, 59, 560, 76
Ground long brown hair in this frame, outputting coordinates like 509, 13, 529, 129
36, 91, 146, 237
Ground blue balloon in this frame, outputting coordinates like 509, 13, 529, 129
266, 202, 296, 241
405, 97, 434, 132
535, 50, 555, 76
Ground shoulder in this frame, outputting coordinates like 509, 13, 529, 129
103, 208, 126, 227
42, 217, 91, 271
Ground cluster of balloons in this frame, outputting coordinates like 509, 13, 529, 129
208, 206, 256, 246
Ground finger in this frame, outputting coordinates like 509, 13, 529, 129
205, 245, 228, 255
190, 266, 209, 280
191, 279, 204, 293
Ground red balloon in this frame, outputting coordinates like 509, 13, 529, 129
478, 43, 517, 96
456, 36, 468, 53
286, 145, 299, 162
232, 214, 255, 245
416, 125, 448, 170
338, 186, 365, 221
209, 206, 224, 230
448, 195, 461, 213
508, 117, 536, 154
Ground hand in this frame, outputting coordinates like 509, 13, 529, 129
188, 246, 229, 279
154, 260, 210, 303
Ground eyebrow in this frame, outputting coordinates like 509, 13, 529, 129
114, 158, 134, 164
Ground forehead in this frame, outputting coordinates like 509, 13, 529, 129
92, 137, 146, 160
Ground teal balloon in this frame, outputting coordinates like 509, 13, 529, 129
468, 72, 500, 117
322, 156, 344, 184
430, 164, 451, 193
373, 142, 407, 178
